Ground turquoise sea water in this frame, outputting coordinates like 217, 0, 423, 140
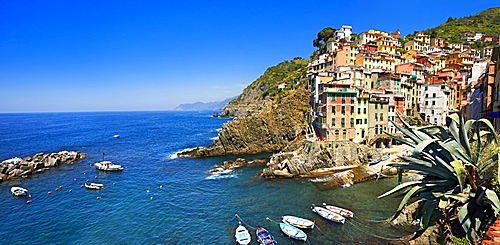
0, 111, 412, 244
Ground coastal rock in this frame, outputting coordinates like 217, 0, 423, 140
1, 151, 86, 181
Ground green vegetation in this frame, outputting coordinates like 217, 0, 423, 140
379, 114, 500, 243
229, 58, 309, 105
422, 7, 500, 39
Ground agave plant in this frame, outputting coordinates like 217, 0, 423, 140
378, 113, 500, 243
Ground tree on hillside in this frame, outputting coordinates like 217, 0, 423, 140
312, 27, 336, 48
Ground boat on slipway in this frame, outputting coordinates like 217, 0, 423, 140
279, 223, 307, 241
256, 226, 278, 245
282, 215, 315, 229
311, 204, 345, 224
11, 187, 28, 196
322, 203, 354, 218
235, 221, 251, 245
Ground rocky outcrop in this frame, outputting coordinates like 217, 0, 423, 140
207, 158, 267, 173
0, 151, 86, 182
181, 90, 310, 157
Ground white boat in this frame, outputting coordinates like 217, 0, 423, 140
85, 183, 104, 190
280, 222, 307, 241
113, 135, 120, 138
235, 222, 251, 245
11, 187, 28, 196
95, 161, 123, 171
282, 215, 315, 229
311, 204, 345, 224
322, 203, 354, 218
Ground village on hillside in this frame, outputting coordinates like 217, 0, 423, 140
306, 25, 500, 143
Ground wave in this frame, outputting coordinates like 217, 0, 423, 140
210, 136, 219, 140
205, 168, 237, 180
166, 147, 199, 159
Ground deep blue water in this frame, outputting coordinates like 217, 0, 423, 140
0, 111, 412, 244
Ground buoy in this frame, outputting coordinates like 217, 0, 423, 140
47, 192, 52, 194
113, 182, 116, 185
55, 188, 59, 191
80, 185, 84, 188
73, 178, 77, 181
28, 194, 32, 198
68, 189, 73, 192
59, 186, 63, 189
94, 176, 98, 179
86, 180, 89, 182
26, 201, 32, 204
150, 197, 153, 200
96, 197, 101, 200
83, 172, 86, 175
160, 185, 162, 188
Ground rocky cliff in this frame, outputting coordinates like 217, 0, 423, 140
181, 58, 311, 157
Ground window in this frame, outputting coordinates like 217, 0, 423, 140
432, 101, 436, 105
332, 106, 336, 114
341, 106, 346, 114
364, 119, 367, 124
380, 113, 384, 121
433, 93, 436, 98
332, 118, 336, 126
364, 108, 367, 114
358, 108, 361, 114
375, 113, 378, 121
425, 101, 428, 105
350, 106, 354, 114
375, 104, 378, 109
381, 104, 384, 109
350, 118, 354, 124
332, 95, 336, 101
341, 118, 345, 124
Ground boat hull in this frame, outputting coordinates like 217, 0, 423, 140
256, 227, 278, 245
11, 187, 28, 196
235, 225, 251, 245
311, 205, 345, 224
282, 215, 315, 229
280, 223, 307, 241
94, 161, 123, 171
322, 203, 354, 218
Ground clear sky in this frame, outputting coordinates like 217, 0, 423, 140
0, 1, 498, 112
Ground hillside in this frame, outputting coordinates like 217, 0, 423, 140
422, 7, 500, 39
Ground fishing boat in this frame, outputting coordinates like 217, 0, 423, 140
85, 183, 104, 190
235, 222, 251, 245
282, 215, 315, 229
256, 226, 278, 245
279, 223, 307, 241
311, 204, 345, 224
322, 203, 354, 218
95, 161, 123, 171
11, 187, 28, 196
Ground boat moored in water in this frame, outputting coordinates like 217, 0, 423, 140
256, 226, 278, 245
279, 223, 307, 241
85, 183, 104, 190
94, 161, 123, 171
11, 187, 28, 196
235, 222, 251, 245
322, 203, 354, 218
311, 204, 345, 224
282, 215, 315, 229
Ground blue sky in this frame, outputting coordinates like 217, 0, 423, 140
0, 1, 497, 112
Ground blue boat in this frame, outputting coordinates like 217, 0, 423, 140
369, 154, 390, 165
256, 226, 278, 245
279, 223, 307, 241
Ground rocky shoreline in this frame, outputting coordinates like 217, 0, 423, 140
0, 151, 86, 182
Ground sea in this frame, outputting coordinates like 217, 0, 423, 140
0, 111, 414, 244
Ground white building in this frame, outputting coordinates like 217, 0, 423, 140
333, 25, 352, 42
420, 84, 449, 126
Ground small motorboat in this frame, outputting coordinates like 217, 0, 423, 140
311, 204, 345, 224
322, 203, 354, 218
94, 161, 123, 171
11, 187, 28, 196
369, 154, 390, 165
280, 223, 307, 241
256, 226, 278, 245
85, 183, 104, 190
235, 222, 251, 245
113, 135, 120, 138
282, 215, 315, 229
